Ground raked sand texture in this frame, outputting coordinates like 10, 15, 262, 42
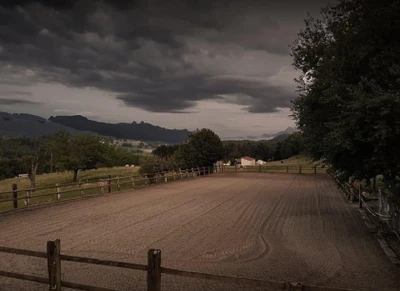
0, 173, 399, 291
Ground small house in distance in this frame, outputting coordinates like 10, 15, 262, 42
241, 156, 255, 167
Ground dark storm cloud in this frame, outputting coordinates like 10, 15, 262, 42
0, 98, 41, 105
0, 0, 325, 113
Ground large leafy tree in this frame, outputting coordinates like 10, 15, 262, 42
172, 129, 223, 169
49, 132, 113, 182
291, 0, 400, 184
152, 144, 180, 159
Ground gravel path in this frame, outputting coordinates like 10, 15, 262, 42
0, 173, 398, 291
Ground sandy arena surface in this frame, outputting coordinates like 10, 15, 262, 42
0, 173, 399, 291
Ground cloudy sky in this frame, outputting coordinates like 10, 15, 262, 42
0, 0, 331, 139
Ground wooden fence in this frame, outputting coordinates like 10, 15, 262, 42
224, 165, 326, 174
0, 166, 215, 213
0, 239, 361, 291
330, 173, 394, 225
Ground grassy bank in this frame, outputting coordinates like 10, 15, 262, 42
223, 155, 326, 174
0, 167, 140, 193
262, 155, 323, 167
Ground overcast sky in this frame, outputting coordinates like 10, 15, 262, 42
0, 0, 331, 139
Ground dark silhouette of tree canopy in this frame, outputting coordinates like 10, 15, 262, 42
172, 128, 224, 169
291, 0, 400, 186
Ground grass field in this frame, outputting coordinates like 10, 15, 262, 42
0, 167, 209, 212
224, 155, 326, 174
0, 167, 141, 212
0, 166, 140, 193
262, 155, 322, 167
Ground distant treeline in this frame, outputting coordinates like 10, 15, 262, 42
221, 132, 304, 163
0, 132, 141, 185
151, 132, 304, 167
142, 128, 224, 175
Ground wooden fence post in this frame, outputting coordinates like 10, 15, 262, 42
299, 165, 302, 174
314, 166, 317, 174
56, 183, 61, 200
287, 282, 303, 290
79, 181, 84, 197
108, 175, 112, 193
131, 176, 135, 188
12, 183, 18, 209
147, 249, 161, 291
100, 180, 104, 194
25, 190, 31, 206
186, 169, 189, 178
259, 165, 261, 173
173, 171, 176, 181
47, 239, 61, 291
286, 166, 289, 174
117, 176, 121, 191
165, 173, 168, 183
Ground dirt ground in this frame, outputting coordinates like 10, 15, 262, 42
0, 173, 399, 291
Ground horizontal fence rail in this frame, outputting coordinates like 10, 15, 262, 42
329, 173, 392, 223
223, 164, 326, 174
0, 164, 326, 213
0, 166, 215, 213
0, 239, 361, 291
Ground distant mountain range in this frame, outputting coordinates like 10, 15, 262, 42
0, 112, 189, 144
262, 127, 297, 139
0, 112, 93, 137
49, 115, 189, 144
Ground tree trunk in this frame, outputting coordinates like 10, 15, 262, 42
73, 169, 79, 182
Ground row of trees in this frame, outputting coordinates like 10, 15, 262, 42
0, 132, 141, 186
148, 130, 304, 174
291, 0, 400, 190
142, 128, 224, 174
1, 127, 303, 188
222, 133, 304, 163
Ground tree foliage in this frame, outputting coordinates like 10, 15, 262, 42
182, 129, 224, 168
139, 155, 169, 178
151, 129, 224, 171
0, 137, 48, 187
49, 132, 115, 182
152, 144, 180, 159
291, 0, 400, 185
0, 132, 142, 183
221, 133, 304, 163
